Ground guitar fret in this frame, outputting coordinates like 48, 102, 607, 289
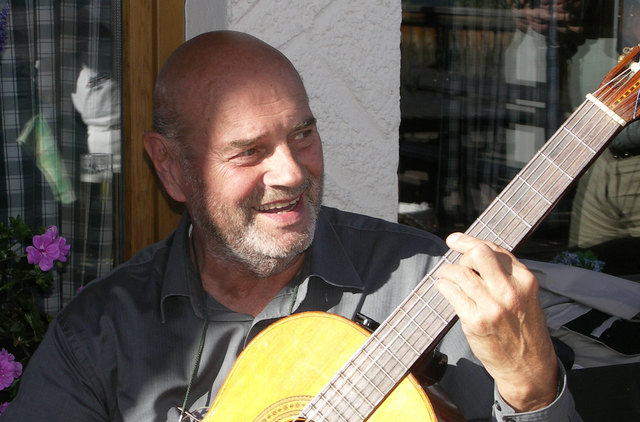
392, 304, 435, 352
313, 380, 368, 422
354, 339, 406, 383
420, 289, 452, 325
475, 216, 515, 249
475, 217, 516, 250
514, 172, 554, 206
539, 150, 574, 184
495, 197, 535, 230
304, 393, 347, 422
561, 125, 597, 154
335, 334, 409, 401
393, 291, 450, 345
410, 297, 451, 348
386, 317, 424, 356
468, 102, 619, 251
332, 366, 379, 409
399, 301, 434, 340
328, 375, 370, 420
364, 329, 411, 376
313, 353, 396, 420
342, 355, 387, 398
405, 288, 448, 329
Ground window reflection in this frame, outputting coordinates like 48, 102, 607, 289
400, 1, 640, 277
0, 0, 121, 311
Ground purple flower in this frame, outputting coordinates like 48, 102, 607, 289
0, 402, 8, 415
0, 349, 22, 391
26, 225, 69, 271
56, 234, 71, 263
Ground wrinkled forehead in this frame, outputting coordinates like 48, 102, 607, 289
193, 59, 309, 128
207, 61, 307, 108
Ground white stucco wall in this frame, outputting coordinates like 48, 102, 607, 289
184, 0, 402, 222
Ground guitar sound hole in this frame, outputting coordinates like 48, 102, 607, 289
252, 395, 312, 422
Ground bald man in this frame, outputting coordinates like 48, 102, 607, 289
1, 31, 580, 421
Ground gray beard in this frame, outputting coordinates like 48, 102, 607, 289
201, 204, 318, 278
187, 176, 322, 278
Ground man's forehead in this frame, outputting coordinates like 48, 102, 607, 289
202, 69, 310, 121
211, 97, 313, 140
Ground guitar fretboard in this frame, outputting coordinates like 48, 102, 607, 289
299, 93, 626, 422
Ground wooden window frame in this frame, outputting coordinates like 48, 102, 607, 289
122, 0, 185, 259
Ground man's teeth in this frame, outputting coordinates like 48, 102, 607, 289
257, 198, 299, 213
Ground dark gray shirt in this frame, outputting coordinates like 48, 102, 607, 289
1, 207, 579, 421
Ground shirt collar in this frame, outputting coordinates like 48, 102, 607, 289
303, 207, 365, 291
160, 213, 205, 322
159, 207, 365, 322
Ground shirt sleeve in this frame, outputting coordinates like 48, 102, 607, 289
493, 360, 583, 422
0, 315, 110, 421
437, 322, 582, 422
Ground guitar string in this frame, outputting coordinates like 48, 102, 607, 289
304, 65, 638, 422
304, 94, 618, 422
469, 96, 610, 247
398, 62, 634, 401
471, 102, 604, 248
380, 98, 606, 362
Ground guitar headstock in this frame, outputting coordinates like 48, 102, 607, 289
594, 44, 640, 124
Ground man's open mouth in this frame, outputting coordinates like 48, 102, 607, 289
255, 197, 300, 214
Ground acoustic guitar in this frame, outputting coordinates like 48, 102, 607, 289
201, 46, 640, 422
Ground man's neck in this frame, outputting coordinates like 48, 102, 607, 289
191, 231, 305, 317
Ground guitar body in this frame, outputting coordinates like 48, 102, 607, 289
202, 312, 437, 422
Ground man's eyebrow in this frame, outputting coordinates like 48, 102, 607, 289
291, 117, 317, 132
225, 117, 317, 151
227, 136, 261, 150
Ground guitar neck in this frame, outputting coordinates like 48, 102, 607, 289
467, 93, 623, 248
299, 95, 628, 422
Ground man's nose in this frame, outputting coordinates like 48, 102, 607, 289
263, 144, 305, 187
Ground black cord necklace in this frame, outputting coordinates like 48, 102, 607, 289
178, 230, 209, 422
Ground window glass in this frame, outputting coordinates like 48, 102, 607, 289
0, 0, 121, 312
400, 0, 640, 277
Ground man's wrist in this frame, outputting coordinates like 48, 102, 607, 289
493, 358, 576, 421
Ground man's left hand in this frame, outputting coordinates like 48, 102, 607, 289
436, 232, 559, 412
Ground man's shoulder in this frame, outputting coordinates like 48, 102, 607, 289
60, 231, 176, 320
320, 206, 446, 252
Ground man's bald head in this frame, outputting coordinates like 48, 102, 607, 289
152, 31, 306, 148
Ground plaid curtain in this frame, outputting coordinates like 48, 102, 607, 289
0, 0, 120, 313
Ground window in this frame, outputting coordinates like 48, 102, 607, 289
0, 0, 122, 312
400, 0, 640, 277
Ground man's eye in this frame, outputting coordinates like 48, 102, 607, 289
293, 130, 312, 141
229, 148, 262, 164
237, 148, 257, 157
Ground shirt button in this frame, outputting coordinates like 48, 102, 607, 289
494, 401, 502, 412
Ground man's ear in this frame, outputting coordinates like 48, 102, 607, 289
143, 131, 188, 203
